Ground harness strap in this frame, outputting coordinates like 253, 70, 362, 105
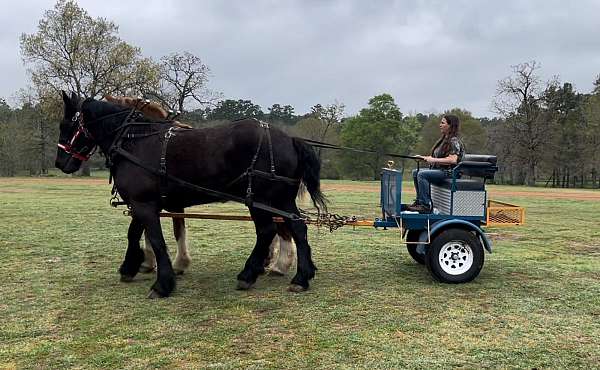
227, 120, 299, 191
261, 121, 276, 176
160, 127, 177, 200
112, 147, 301, 220
244, 124, 266, 206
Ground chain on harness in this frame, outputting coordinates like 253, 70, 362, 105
299, 208, 360, 232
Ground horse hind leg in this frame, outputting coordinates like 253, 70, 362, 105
265, 225, 296, 276
172, 216, 191, 275
283, 206, 316, 292
139, 232, 156, 273
139, 212, 190, 275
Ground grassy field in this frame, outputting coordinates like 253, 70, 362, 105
0, 177, 598, 369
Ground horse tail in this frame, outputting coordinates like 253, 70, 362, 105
293, 138, 328, 213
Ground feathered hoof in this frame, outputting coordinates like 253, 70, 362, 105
120, 275, 135, 283
236, 280, 254, 290
138, 265, 156, 274
147, 289, 164, 299
288, 284, 307, 293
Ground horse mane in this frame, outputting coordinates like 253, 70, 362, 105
103, 95, 192, 129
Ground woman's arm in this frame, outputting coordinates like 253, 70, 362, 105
416, 154, 458, 165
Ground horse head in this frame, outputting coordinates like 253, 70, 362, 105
55, 91, 131, 173
55, 91, 90, 173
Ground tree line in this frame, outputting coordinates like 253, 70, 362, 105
1, 0, 599, 188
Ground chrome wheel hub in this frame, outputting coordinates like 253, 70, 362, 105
438, 241, 473, 275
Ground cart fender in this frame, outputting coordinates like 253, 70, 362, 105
417, 219, 493, 253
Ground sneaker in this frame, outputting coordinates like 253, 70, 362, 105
406, 203, 432, 213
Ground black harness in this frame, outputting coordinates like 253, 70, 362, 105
62, 106, 305, 220
107, 118, 302, 220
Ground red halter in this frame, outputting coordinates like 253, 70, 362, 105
57, 112, 97, 161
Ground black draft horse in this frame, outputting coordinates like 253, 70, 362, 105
55, 91, 327, 298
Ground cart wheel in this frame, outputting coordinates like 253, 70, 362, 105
406, 230, 426, 265
426, 228, 484, 283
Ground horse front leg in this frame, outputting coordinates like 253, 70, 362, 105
131, 201, 176, 298
237, 209, 277, 290
118, 217, 146, 281
139, 211, 190, 274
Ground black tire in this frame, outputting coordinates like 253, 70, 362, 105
406, 230, 427, 265
426, 228, 484, 283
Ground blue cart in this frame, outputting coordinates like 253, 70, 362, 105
376, 154, 517, 283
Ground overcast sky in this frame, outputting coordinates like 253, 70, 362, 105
1, 0, 599, 117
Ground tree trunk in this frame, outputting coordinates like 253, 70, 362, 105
526, 160, 536, 186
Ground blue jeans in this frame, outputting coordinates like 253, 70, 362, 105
412, 169, 449, 207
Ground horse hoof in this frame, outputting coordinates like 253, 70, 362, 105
139, 265, 156, 273
120, 275, 135, 283
236, 280, 254, 290
288, 284, 307, 293
147, 290, 164, 299
174, 269, 185, 276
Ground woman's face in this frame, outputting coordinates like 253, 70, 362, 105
439, 117, 450, 135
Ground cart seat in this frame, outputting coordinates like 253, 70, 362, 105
437, 154, 498, 192
456, 154, 498, 180
438, 178, 485, 191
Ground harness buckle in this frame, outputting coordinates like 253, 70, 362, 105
71, 112, 80, 122
244, 191, 254, 207
165, 127, 176, 139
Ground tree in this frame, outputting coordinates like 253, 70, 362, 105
582, 91, 600, 187
150, 51, 220, 114
206, 99, 264, 121
542, 82, 587, 187
593, 74, 600, 95
309, 102, 345, 140
288, 102, 345, 179
340, 94, 419, 179
20, 0, 160, 175
20, 0, 159, 99
492, 61, 551, 185
0, 101, 18, 176
267, 104, 296, 124
0, 99, 11, 122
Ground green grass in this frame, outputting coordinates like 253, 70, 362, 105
0, 178, 598, 369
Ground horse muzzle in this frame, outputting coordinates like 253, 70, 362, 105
55, 149, 82, 174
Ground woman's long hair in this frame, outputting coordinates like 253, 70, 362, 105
430, 114, 460, 155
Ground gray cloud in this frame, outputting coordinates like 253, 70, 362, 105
2, 0, 599, 117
